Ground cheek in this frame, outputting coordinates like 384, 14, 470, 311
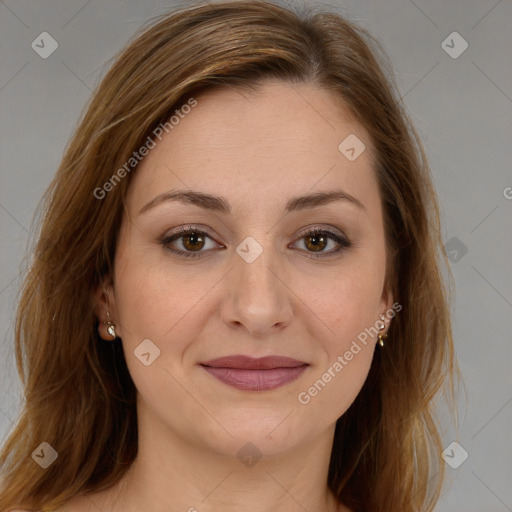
300, 265, 383, 343
298, 347, 374, 425
114, 268, 201, 348
112, 247, 223, 371
112, 263, 205, 411
296, 270, 380, 418
293, 266, 381, 415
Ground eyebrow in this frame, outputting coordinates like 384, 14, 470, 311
139, 188, 366, 215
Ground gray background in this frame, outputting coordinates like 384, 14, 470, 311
1, 0, 511, 510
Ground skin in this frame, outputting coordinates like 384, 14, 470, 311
60, 79, 393, 512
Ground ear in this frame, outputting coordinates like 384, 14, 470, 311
92, 280, 117, 341
377, 281, 395, 336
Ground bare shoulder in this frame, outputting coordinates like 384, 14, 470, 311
15, 493, 100, 512
48, 480, 121, 512
7, 496, 88, 512
51, 493, 97, 511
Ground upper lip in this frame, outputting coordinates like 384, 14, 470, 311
200, 355, 308, 370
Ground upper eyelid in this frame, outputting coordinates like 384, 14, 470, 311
164, 224, 347, 241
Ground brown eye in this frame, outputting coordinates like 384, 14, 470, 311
161, 226, 351, 260
304, 232, 329, 252
161, 227, 221, 259
181, 232, 206, 252
293, 228, 351, 258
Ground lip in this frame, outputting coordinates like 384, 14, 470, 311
200, 355, 309, 391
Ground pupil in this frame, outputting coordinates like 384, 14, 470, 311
308, 234, 325, 251
186, 233, 203, 250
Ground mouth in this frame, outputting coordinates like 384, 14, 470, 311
199, 355, 309, 391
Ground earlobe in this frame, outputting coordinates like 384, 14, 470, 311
377, 284, 395, 338
92, 281, 118, 341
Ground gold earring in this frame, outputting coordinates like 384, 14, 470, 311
102, 287, 117, 340
104, 309, 117, 340
106, 323, 117, 339
378, 314, 387, 347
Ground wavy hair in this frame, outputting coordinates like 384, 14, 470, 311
0, 1, 458, 511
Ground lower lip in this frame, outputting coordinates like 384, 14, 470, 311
201, 365, 308, 391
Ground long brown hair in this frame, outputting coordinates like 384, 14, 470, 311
0, 1, 458, 510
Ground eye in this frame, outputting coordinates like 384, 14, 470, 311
160, 226, 222, 259
160, 225, 351, 259
290, 227, 351, 258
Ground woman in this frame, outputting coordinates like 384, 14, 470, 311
0, 1, 458, 511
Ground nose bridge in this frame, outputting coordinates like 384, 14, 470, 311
235, 233, 280, 307
224, 232, 292, 333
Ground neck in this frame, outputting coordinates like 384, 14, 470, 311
93, 402, 344, 512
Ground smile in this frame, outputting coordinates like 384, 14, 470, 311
199, 355, 309, 391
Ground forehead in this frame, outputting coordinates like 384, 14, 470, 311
127, 80, 379, 215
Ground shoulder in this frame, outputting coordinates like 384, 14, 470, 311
52, 492, 103, 512
8, 495, 88, 511
9, 509, 66, 512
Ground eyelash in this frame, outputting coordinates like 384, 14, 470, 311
160, 225, 352, 259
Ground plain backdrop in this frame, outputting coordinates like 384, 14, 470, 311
1, 1, 511, 510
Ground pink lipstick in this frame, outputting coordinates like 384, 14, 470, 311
200, 355, 308, 391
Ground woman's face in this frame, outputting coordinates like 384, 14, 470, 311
106, 79, 393, 458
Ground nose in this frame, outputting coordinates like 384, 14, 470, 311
220, 242, 293, 337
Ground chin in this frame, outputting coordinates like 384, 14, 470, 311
193, 408, 315, 460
